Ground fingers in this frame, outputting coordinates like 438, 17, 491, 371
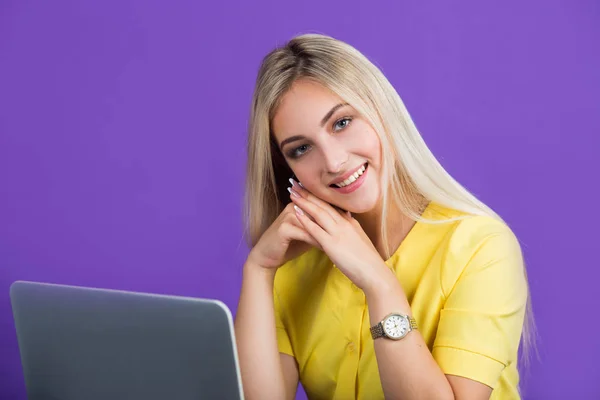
284, 201, 315, 225
289, 179, 341, 223
280, 221, 321, 249
336, 208, 352, 221
329, 204, 350, 217
291, 194, 337, 233
294, 204, 328, 244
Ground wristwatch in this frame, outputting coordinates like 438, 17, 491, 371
370, 312, 418, 340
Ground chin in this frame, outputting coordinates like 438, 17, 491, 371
319, 182, 381, 214
345, 203, 378, 214
337, 194, 380, 215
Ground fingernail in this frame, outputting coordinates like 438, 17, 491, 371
294, 205, 304, 216
287, 187, 300, 198
289, 178, 304, 189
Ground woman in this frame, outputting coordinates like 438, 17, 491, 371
235, 33, 534, 400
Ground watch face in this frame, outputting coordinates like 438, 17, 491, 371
383, 314, 409, 339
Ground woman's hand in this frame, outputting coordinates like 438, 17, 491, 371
288, 179, 389, 291
247, 202, 321, 271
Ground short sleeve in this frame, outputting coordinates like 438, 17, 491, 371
433, 221, 528, 389
274, 285, 294, 356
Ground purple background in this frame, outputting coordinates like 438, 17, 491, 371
1, 1, 598, 399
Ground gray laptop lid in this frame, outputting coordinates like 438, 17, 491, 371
10, 281, 244, 400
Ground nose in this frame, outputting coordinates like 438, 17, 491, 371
322, 142, 349, 174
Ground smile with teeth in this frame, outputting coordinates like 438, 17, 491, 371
333, 164, 367, 188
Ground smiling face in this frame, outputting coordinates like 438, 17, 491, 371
271, 79, 383, 213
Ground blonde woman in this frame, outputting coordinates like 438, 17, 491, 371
235, 34, 533, 400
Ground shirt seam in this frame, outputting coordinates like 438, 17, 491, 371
432, 344, 507, 367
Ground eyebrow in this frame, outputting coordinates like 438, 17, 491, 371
279, 102, 349, 151
320, 102, 349, 127
279, 135, 304, 151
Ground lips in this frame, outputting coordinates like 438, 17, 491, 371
329, 163, 368, 194
330, 163, 368, 188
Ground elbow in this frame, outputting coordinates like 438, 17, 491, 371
434, 385, 456, 400
242, 383, 289, 400
432, 391, 455, 400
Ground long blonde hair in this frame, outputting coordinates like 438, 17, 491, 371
243, 33, 536, 367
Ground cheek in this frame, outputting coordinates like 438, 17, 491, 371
352, 126, 382, 165
366, 137, 381, 164
293, 163, 320, 188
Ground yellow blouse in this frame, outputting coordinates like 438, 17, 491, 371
273, 202, 528, 399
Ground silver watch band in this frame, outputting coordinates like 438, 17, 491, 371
370, 322, 385, 339
370, 315, 418, 340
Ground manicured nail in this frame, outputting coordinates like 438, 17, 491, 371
294, 205, 304, 216
289, 178, 304, 189
287, 187, 300, 198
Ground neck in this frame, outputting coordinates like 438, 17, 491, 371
353, 197, 417, 261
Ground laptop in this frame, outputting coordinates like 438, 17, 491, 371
10, 280, 244, 400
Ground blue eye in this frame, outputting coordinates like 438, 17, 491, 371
333, 117, 352, 132
289, 144, 310, 159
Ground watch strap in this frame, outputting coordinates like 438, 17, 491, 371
370, 322, 385, 339
409, 316, 418, 330
370, 315, 418, 340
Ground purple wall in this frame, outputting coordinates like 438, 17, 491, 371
1, 1, 598, 398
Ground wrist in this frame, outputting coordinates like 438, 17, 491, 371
362, 263, 399, 298
243, 259, 277, 280
363, 265, 411, 319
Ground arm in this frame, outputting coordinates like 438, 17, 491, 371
364, 266, 492, 400
288, 185, 512, 399
234, 202, 317, 399
234, 262, 299, 400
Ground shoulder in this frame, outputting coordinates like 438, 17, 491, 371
451, 213, 518, 247
447, 214, 521, 261
440, 212, 526, 297
424, 203, 522, 263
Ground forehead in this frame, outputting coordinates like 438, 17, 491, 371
272, 80, 344, 140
